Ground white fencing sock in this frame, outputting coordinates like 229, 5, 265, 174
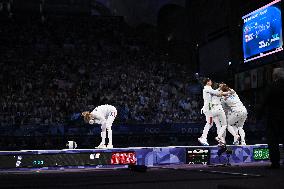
201, 123, 211, 139
238, 127, 246, 143
107, 130, 112, 145
100, 131, 106, 145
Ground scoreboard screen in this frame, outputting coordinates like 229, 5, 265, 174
0, 152, 136, 169
242, 0, 283, 63
253, 148, 270, 160
186, 148, 210, 165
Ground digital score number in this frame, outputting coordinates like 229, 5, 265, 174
111, 152, 136, 165
33, 160, 44, 165
253, 148, 269, 160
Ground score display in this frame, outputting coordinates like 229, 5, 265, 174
111, 152, 136, 165
242, 0, 283, 63
253, 148, 270, 160
0, 152, 137, 169
186, 148, 210, 165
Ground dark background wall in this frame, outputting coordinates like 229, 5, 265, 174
1, 0, 283, 80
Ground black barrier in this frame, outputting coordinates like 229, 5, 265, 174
0, 151, 136, 169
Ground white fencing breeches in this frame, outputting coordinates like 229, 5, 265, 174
228, 106, 247, 142
210, 104, 238, 141
201, 111, 214, 140
201, 106, 225, 140
101, 108, 117, 145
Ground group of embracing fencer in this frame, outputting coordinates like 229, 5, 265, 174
198, 78, 247, 146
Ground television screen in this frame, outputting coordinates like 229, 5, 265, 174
242, 0, 283, 63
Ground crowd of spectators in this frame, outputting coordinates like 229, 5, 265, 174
0, 15, 203, 129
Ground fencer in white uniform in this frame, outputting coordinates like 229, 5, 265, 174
220, 84, 247, 145
198, 79, 229, 146
82, 104, 117, 148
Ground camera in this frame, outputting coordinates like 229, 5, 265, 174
66, 141, 77, 149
